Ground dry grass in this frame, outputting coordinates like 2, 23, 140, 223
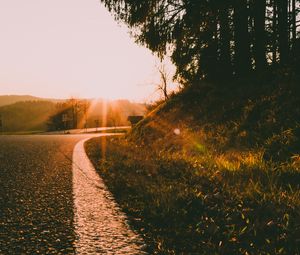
85, 81, 300, 254
86, 134, 300, 255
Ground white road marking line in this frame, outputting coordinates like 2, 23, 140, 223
72, 137, 146, 254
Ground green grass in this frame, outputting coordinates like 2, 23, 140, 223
85, 135, 300, 255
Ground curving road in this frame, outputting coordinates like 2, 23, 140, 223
0, 134, 145, 254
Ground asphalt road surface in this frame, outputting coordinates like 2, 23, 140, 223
0, 134, 145, 254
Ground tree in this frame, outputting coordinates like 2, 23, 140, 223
291, 0, 297, 44
157, 62, 169, 101
233, 0, 252, 78
218, 2, 233, 79
253, 0, 267, 72
271, 0, 278, 65
108, 107, 121, 128
47, 102, 72, 131
277, 0, 289, 65
80, 100, 90, 130
47, 98, 86, 131
100, 0, 299, 86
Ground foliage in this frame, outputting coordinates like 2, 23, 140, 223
47, 99, 88, 131
101, 0, 300, 84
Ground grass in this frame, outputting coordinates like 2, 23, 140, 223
85, 80, 300, 254
0, 130, 45, 135
93, 128, 129, 134
85, 135, 300, 255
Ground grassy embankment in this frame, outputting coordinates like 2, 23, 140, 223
85, 80, 300, 255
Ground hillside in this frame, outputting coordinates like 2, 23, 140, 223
0, 95, 48, 107
132, 79, 300, 162
0, 98, 146, 132
86, 78, 300, 254
0, 101, 56, 132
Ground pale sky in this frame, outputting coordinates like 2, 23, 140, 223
0, 0, 173, 101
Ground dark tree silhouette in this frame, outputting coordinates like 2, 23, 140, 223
100, 0, 300, 85
254, 0, 268, 72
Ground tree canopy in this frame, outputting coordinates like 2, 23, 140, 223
101, 0, 300, 85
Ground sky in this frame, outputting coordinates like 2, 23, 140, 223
0, 0, 174, 102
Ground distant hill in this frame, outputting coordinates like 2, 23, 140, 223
0, 97, 146, 132
0, 101, 56, 132
0, 95, 42, 107
0, 95, 62, 107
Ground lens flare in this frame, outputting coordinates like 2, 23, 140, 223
174, 128, 180, 135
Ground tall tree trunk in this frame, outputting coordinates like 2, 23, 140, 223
201, 9, 219, 80
233, 0, 252, 78
208, 24, 219, 80
291, 0, 296, 44
253, 0, 267, 71
219, 5, 233, 79
272, 0, 278, 64
277, 0, 289, 65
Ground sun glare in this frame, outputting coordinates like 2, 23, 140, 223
0, 0, 176, 101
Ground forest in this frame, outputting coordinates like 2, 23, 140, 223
101, 0, 299, 84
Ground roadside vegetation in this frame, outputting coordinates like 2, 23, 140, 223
87, 0, 300, 253
86, 79, 300, 255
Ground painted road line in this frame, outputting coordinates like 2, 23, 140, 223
72, 137, 146, 254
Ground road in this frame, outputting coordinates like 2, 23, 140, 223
45, 126, 131, 135
0, 134, 145, 254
